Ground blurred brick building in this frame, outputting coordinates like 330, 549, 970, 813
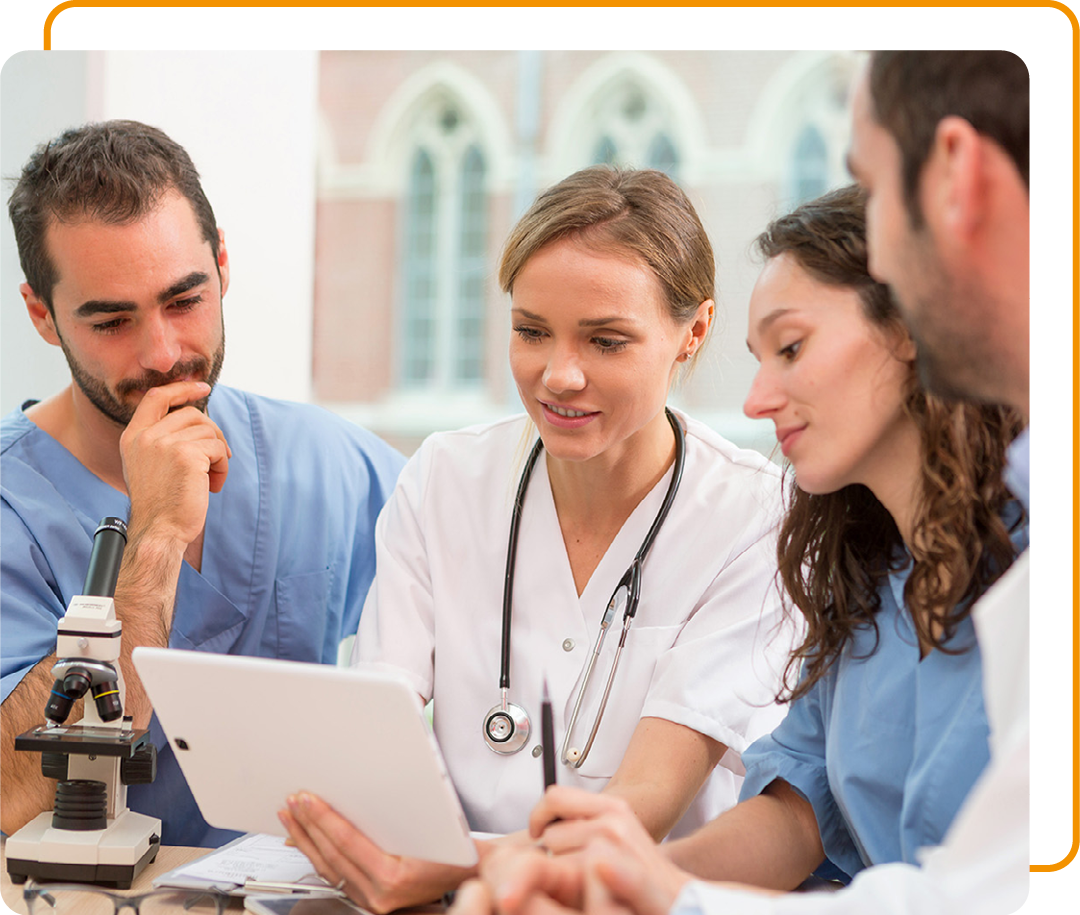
312, 51, 857, 455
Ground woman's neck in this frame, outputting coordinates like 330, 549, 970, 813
861, 417, 924, 551
545, 410, 678, 596
546, 411, 677, 525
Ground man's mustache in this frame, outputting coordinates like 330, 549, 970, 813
114, 359, 211, 399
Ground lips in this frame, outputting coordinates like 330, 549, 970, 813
546, 403, 590, 418
540, 400, 598, 429
776, 424, 807, 456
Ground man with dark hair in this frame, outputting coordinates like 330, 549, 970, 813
1, 120, 406, 846
851, 44, 1071, 412
449, 49, 1033, 915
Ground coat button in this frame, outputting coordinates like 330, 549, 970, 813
562, 638, 575, 651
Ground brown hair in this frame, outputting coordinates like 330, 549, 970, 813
499, 167, 714, 329
8, 120, 220, 315
868, 51, 1029, 225
757, 185, 1024, 701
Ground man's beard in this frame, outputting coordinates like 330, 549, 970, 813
898, 253, 998, 407
898, 285, 1006, 408
59, 334, 225, 427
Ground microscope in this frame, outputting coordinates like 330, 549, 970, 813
6, 518, 162, 889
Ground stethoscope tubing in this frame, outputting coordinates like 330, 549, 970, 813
499, 439, 544, 691
489, 407, 686, 761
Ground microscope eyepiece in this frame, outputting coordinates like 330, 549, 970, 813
82, 517, 128, 598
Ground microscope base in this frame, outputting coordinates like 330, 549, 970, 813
6, 809, 161, 889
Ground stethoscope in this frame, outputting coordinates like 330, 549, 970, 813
482, 407, 686, 766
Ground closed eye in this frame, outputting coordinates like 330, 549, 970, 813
513, 325, 546, 343
170, 295, 202, 313
91, 317, 127, 335
592, 336, 628, 354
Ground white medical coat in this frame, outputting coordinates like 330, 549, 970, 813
355, 412, 793, 836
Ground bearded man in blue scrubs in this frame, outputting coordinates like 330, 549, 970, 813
0, 121, 405, 846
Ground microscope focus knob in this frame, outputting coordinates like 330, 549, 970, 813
120, 743, 157, 785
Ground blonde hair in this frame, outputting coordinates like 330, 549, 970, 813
499, 167, 714, 332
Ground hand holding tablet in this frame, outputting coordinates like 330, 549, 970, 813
133, 647, 477, 868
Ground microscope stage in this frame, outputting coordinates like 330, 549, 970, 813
15, 724, 150, 757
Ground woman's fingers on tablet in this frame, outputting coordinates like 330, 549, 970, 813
283, 793, 386, 906
278, 804, 334, 883
284, 792, 474, 913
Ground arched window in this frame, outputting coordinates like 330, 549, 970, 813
398, 100, 489, 389
593, 135, 618, 167
402, 150, 436, 384
790, 125, 828, 203
646, 133, 679, 175
455, 145, 487, 383
582, 80, 681, 180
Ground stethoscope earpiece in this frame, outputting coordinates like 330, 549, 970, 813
482, 701, 531, 755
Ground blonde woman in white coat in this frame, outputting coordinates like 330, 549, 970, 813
279, 167, 793, 912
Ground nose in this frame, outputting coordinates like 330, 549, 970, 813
743, 365, 784, 419
137, 311, 182, 374
542, 345, 586, 394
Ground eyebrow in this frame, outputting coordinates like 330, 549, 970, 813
511, 307, 633, 329
745, 308, 794, 352
73, 272, 211, 319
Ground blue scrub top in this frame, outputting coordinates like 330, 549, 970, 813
740, 511, 1028, 880
1, 386, 404, 845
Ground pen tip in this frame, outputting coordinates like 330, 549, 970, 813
542, 675, 550, 701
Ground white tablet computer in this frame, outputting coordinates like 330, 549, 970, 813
132, 647, 476, 867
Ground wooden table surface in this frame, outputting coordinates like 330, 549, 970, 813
1, 839, 445, 915
1, 840, 228, 914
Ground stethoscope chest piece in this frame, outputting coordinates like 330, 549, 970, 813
483, 700, 531, 754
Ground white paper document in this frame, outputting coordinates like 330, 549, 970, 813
154, 833, 336, 895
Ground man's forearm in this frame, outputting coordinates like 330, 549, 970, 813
109, 519, 187, 729
0, 655, 69, 835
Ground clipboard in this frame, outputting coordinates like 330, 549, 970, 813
152, 832, 341, 896
133, 647, 476, 867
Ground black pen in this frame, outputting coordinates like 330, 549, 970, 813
541, 676, 557, 790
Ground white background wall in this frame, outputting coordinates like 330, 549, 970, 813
1, 51, 320, 415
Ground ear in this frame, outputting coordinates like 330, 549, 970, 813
22, 283, 62, 347
683, 299, 715, 358
892, 325, 918, 364
924, 116, 987, 244
216, 228, 230, 298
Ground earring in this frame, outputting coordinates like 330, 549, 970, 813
677, 350, 693, 363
